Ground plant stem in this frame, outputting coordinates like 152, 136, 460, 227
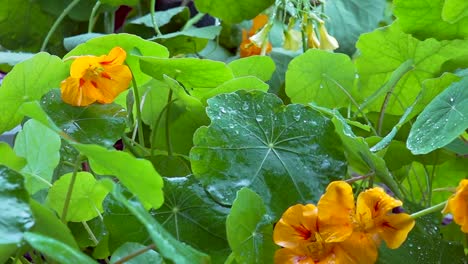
150, 98, 178, 157
40, 0, 81, 51
150, 0, 163, 36
61, 155, 83, 223
88, 1, 101, 33
165, 89, 174, 156
129, 68, 146, 147
113, 244, 156, 264
82, 221, 99, 246
182, 12, 206, 31
104, 10, 115, 33
410, 201, 447, 219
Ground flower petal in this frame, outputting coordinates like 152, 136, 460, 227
94, 64, 132, 103
273, 204, 318, 249
274, 248, 315, 264
250, 14, 269, 35
60, 77, 97, 106
317, 181, 355, 242
356, 187, 402, 225
100, 46, 127, 65
378, 213, 415, 249
69, 56, 101, 78
443, 179, 468, 233
334, 231, 378, 264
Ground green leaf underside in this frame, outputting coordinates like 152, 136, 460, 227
74, 143, 164, 209
110, 242, 163, 264
154, 176, 230, 262
286, 49, 355, 108
0, 165, 34, 244
41, 89, 127, 148
407, 76, 468, 154
226, 188, 275, 264
190, 90, 346, 218
47, 172, 110, 222
112, 187, 211, 264
14, 119, 61, 194
355, 22, 468, 115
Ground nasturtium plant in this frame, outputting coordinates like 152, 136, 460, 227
1, 0, 468, 263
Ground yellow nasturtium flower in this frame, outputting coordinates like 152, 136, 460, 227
318, 22, 339, 51
443, 179, 468, 233
60, 47, 132, 106
273, 181, 415, 263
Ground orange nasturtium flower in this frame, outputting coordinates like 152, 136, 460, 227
60, 47, 132, 106
273, 181, 415, 263
443, 179, 468, 233
240, 14, 272, 57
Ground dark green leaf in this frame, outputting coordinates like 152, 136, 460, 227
324, 0, 386, 55
154, 176, 230, 262
112, 186, 211, 264
0, 165, 34, 244
0, 53, 68, 133
407, 77, 468, 154
129, 7, 188, 28
14, 119, 61, 194
226, 188, 276, 264
190, 90, 346, 217
194, 0, 274, 23
41, 89, 127, 148
24, 232, 97, 264
100, 0, 138, 6
74, 144, 164, 209
286, 49, 355, 108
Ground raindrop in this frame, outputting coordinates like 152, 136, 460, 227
449, 97, 454, 102
242, 102, 249, 110
228, 123, 235, 129
293, 113, 301, 121
220, 107, 227, 113
319, 84, 324, 89
256, 115, 264, 122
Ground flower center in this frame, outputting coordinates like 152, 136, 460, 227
305, 232, 332, 261
83, 65, 104, 81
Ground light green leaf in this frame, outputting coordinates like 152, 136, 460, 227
14, 119, 61, 194
65, 34, 169, 85
100, 0, 138, 6
324, 0, 386, 55
140, 57, 234, 93
154, 176, 230, 262
442, 0, 468, 23
112, 186, 211, 264
47, 172, 110, 222
194, 0, 274, 23
110, 242, 163, 264
286, 49, 355, 108
0, 244, 16, 264
0, 52, 68, 133
228, 56, 275, 82
407, 77, 468, 154
190, 90, 346, 217
74, 144, 164, 209
394, 0, 468, 39
30, 200, 79, 249
355, 22, 468, 115
195, 76, 269, 104
155, 26, 222, 56
0, 165, 34, 244
226, 188, 275, 264
0, 142, 26, 170
40, 89, 127, 148
24, 232, 96, 264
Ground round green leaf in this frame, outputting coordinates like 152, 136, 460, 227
154, 176, 230, 262
0, 52, 68, 133
228, 56, 276, 82
226, 188, 276, 264
47, 172, 110, 222
190, 90, 346, 217
0, 165, 34, 244
407, 77, 468, 154
0, 142, 26, 171
40, 89, 127, 148
194, 0, 274, 23
286, 49, 355, 108
14, 119, 61, 194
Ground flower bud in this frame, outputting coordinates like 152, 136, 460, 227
305, 23, 320, 49
318, 22, 339, 51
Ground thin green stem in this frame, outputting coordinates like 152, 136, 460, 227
301, 29, 307, 53
82, 221, 99, 246
40, 0, 81, 51
150, 98, 178, 157
150, 0, 163, 36
88, 1, 101, 33
104, 11, 115, 33
113, 244, 156, 264
61, 155, 83, 223
410, 201, 447, 219
129, 68, 145, 147
182, 12, 206, 31
165, 89, 174, 156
